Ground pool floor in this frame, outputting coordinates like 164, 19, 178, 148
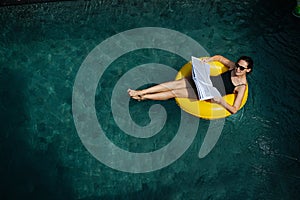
0, 0, 300, 199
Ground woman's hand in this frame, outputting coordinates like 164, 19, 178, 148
200, 57, 212, 63
212, 96, 223, 104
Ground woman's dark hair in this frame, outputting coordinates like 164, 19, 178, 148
237, 56, 253, 73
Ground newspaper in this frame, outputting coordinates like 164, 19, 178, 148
191, 56, 222, 100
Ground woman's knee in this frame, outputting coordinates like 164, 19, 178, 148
172, 88, 188, 98
176, 78, 188, 88
173, 87, 198, 99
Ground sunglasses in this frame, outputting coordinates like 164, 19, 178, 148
235, 63, 248, 71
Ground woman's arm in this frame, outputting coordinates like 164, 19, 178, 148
203, 55, 235, 70
212, 85, 246, 114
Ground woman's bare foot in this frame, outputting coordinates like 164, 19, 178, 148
127, 89, 145, 101
127, 89, 144, 97
131, 94, 145, 101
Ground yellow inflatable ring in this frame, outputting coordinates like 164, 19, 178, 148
175, 58, 248, 120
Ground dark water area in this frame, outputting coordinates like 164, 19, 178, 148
0, 0, 299, 199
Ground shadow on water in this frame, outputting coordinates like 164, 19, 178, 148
79, 185, 174, 200
0, 67, 72, 200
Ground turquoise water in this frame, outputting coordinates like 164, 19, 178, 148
1, 0, 300, 199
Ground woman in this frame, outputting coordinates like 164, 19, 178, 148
128, 55, 253, 114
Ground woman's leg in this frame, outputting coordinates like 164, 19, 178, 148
141, 91, 175, 100
128, 78, 191, 97
138, 87, 198, 101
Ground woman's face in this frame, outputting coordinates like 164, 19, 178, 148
235, 59, 251, 75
